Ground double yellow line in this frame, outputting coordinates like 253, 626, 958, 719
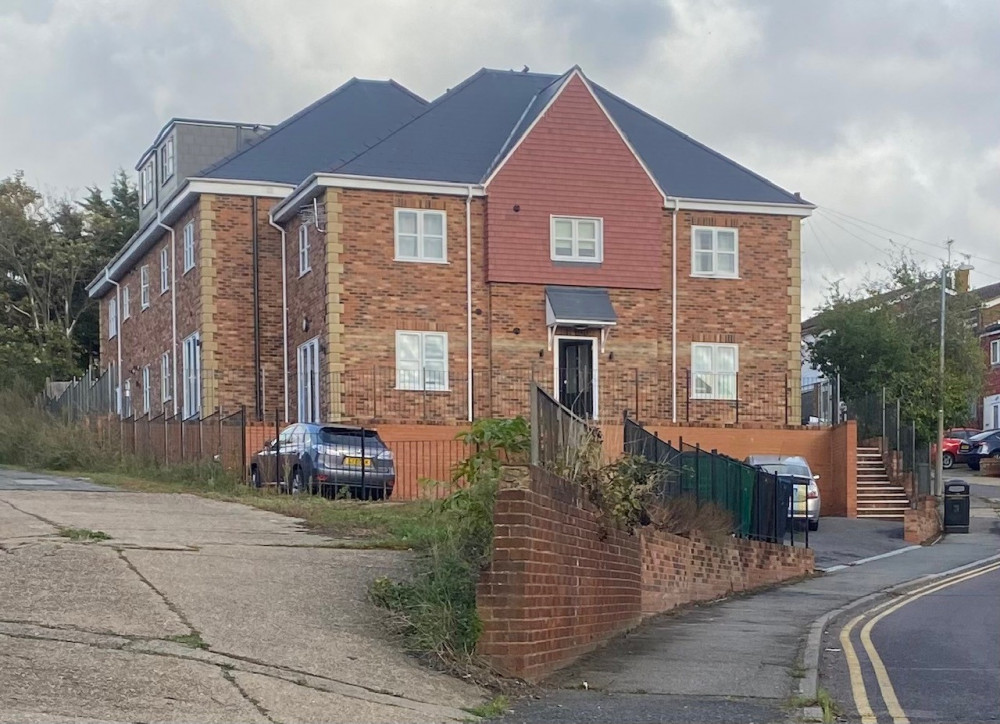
839, 560, 1000, 724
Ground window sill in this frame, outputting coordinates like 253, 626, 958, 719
395, 386, 451, 393
550, 256, 603, 264
183, 266, 194, 276
690, 396, 738, 402
160, 289, 169, 296
393, 257, 449, 265
141, 305, 150, 311
298, 267, 312, 278
690, 273, 741, 280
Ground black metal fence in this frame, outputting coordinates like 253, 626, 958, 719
623, 417, 807, 546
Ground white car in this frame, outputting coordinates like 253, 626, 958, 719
745, 454, 821, 531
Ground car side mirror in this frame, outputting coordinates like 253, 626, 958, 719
813, 474, 820, 481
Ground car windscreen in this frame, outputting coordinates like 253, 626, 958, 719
760, 463, 811, 478
318, 428, 384, 448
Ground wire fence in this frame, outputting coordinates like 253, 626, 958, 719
623, 417, 807, 546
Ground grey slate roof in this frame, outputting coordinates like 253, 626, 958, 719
331, 68, 810, 206
545, 286, 618, 325
200, 79, 427, 184
973, 281, 1000, 302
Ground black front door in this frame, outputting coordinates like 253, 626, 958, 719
558, 339, 595, 419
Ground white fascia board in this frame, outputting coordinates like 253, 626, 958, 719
88, 178, 294, 298
675, 197, 815, 217
271, 174, 486, 223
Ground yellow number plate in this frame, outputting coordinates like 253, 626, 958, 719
344, 456, 372, 467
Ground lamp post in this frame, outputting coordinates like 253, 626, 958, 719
936, 256, 974, 497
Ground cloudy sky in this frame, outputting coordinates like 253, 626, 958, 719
2, 0, 998, 316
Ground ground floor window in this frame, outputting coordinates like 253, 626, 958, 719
395, 331, 448, 391
692, 343, 738, 400
297, 338, 320, 423
183, 332, 201, 420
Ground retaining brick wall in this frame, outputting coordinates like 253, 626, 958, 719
904, 496, 940, 544
477, 465, 815, 682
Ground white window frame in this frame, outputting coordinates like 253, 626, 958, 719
298, 224, 311, 276
160, 247, 169, 293
161, 352, 172, 404
691, 343, 739, 401
183, 221, 195, 273
550, 215, 604, 263
691, 226, 739, 279
108, 298, 118, 339
991, 339, 1000, 366
182, 332, 201, 420
140, 162, 154, 207
122, 285, 130, 320
123, 379, 132, 418
141, 366, 151, 415
394, 208, 447, 263
161, 136, 175, 183
297, 338, 321, 423
395, 331, 449, 391
140, 266, 150, 309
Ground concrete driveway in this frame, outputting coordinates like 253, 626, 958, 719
0, 470, 481, 723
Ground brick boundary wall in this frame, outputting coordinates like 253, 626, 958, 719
476, 465, 815, 682
904, 496, 941, 544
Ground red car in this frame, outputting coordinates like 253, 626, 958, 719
941, 427, 981, 469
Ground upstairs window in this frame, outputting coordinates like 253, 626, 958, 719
551, 216, 603, 263
692, 343, 738, 400
122, 285, 131, 320
992, 339, 1000, 366
396, 331, 448, 391
692, 226, 739, 278
183, 221, 195, 273
395, 209, 446, 263
160, 247, 169, 293
108, 298, 118, 339
161, 136, 175, 183
140, 162, 154, 206
298, 224, 311, 275
140, 266, 150, 308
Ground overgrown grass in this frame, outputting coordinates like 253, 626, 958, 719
166, 632, 209, 649
464, 695, 510, 719
370, 418, 529, 667
58, 527, 112, 542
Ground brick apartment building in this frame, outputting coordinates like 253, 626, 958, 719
975, 282, 1000, 430
91, 67, 814, 426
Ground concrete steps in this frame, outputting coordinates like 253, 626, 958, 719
856, 447, 910, 520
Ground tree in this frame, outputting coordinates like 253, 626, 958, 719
808, 255, 984, 439
0, 170, 138, 389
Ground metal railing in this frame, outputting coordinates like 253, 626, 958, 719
623, 416, 807, 546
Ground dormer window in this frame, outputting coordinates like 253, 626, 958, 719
140, 162, 155, 207
161, 136, 175, 183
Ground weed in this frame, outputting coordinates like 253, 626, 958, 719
370, 418, 528, 665
464, 695, 510, 719
58, 527, 111, 542
789, 688, 839, 724
166, 632, 208, 649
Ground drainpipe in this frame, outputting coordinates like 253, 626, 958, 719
670, 197, 679, 423
466, 186, 474, 422
251, 197, 262, 419
156, 217, 178, 417
105, 269, 122, 418
268, 213, 289, 422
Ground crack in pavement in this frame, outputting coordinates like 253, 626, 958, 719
221, 668, 278, 724
0, 621, 469, 721
0, 497, 61, 529
115, 549, 198, 635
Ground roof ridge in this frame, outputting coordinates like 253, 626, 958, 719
329, 68, 498, 174
592, 82, 808, 205
199, 78, 426, 179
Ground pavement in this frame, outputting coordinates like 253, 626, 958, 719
0, 468, 483, 724
501, 476, 1000, 724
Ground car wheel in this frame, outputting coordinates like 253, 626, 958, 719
970, 459, 981, 471
290, 468, 305, 496
808, 519, 818, 532
250, 466, 262, 489
942, 452, 954, 469
991, 451, 1000, 460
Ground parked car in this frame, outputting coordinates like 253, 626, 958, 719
250, 423, 395, 499
963, 429, 1000, 471
745, 454, 821, 531
934, 428, 981, 469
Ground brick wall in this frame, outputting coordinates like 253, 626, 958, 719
641, 528, 813, 617
477, 464, 815, 682
904, 496, 940, 544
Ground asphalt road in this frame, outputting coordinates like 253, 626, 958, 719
0, 468, 114, 492
823, 562, 1000, 723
